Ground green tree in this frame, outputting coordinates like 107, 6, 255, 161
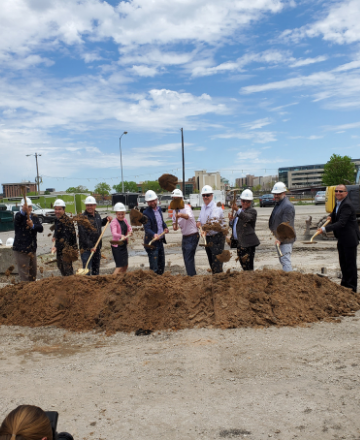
112, 181, 138, 193
142, 180, 162, 193
66, 185, 89, 193
94, 182, 111, 200
322, 154, 355, 186
253, 184, 262, 192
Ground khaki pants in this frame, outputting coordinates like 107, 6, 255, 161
14, 251, 37, 282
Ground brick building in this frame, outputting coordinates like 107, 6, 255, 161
2, 182, 37, 198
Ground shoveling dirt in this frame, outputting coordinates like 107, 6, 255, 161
158, 173, 178, 192
216, 250, 232, 262
0, 270, 359, 334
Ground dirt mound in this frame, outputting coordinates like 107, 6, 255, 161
0, 270, 359, 334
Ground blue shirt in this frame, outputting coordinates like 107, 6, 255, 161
153, 207, 164, 235
20, 209, 35, 229
232, 209, 242, 240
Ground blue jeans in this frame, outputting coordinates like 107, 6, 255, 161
146, 242, 165, 275
81, 249, 101, 275
182, 234, 199, 276
277, 243, 293, 272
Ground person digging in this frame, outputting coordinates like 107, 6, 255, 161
51, 199, 78, 276
171, 188, 199, 276
143, 190, 169, 275
110, 202, 133, 275
196, 185, 225, 274
78, 196, 112, 276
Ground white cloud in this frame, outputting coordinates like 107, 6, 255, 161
131, 65, 159, 77
289, 56, 328, 67
242, 118, 272, 130
235, 149, 284, 163
289, 135, 324, 140
324, 121, 360, 131
215, 131, 277, 143
133, 143, 189, 153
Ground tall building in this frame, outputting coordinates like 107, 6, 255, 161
195, 170, 224, 190
235, 174, 255, 188
2, 182, 37, 198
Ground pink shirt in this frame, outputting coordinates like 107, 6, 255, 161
172, 204, 198, 236
110, 217, 132, 247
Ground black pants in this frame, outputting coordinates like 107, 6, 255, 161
57, 253, 74, 276
205, 233, 225, 274
338, 243, 357, 292
81, 249, 101, 276
237, 246, 256, 271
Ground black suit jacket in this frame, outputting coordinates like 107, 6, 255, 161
235, 208, 260, 248
143, 206, 167, 246
325, 196, 360, 247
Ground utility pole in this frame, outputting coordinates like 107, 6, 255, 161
181, 128, 185, 195
119, 131, 128, 193
26, 153, 42, 195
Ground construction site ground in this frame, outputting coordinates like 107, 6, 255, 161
1, 204, 360, 439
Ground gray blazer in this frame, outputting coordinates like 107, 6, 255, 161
235, 208, 260, 248
269, 197, 296, 243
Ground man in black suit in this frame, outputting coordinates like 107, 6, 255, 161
317, 184, 360, 292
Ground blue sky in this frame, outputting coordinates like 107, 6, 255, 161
1, 0, 360, 191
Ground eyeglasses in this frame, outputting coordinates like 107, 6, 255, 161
241, 200, 251, 203
202, 194, 212, 198
335, 190, 346, 193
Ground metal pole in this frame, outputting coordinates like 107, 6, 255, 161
181, 128, 185, 195
35, 153, 40, 195
119, 131, 128, 193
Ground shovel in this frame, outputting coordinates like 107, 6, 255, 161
110, 234, 131, 246
144, 231, 166, 250
170, 198, 184, 229
198, 225, 209, 247
76, 220, 110, 275
303, 219, 330, 244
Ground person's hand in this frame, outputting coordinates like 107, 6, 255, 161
154, 234, 159, 240
164, 228, 169, 234
275, 239, 280, 245
91, 247, 97, 252
26, 219, 33, 228
51, 246, 57, 253
173, 224, 178, 231
196, 221, 201, 228
326, 216, 331, 223
201, 230, 207, 237
52, 237, 55, 242
107, 216, 113, 222
228, 212, 234, 221
231, 203, 238, 211
175, 213, 182, 219
317, 228, 324, 235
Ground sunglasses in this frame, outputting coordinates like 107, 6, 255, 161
241, 200, 251, 203
202, 194, 212, 198
335, 190, 346, 193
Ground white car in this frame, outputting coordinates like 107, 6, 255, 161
314, 191, 326, 205
6, 203, 56, 224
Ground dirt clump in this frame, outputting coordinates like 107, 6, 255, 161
130, 209, 148, 227
202, 219, 229, 235
5, 266, 15, 277
62, 245, 79, 263
216, 250, 231, 262
0, 270, 359, 334
158, 173, 178, 192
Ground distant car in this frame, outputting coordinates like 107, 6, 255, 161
6, 203, 55, 224
259, 194, 276, 207
314, 191, 326, 205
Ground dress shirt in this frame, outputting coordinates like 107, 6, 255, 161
232, 209, 242, 240
322, 200, 343, 232
172, 204, 198, 236
197, 200, 224, 236
153, 207, 164, 235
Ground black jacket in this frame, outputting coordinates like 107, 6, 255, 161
235, 208, 260, 248
13, 211, 43, 254
78, 211, 108, 251
53, 214, 77, 254
143, 206, 167, 246
269, 196, 296, 243
325, 196, 360, 247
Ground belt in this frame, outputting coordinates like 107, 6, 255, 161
183, 232, 199, 238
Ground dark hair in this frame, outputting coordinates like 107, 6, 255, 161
0, 405, 53, 440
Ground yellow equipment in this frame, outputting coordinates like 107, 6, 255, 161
325, 186, 336, 213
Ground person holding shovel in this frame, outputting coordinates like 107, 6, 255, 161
268, 181, 296, 272
51, 199, 78, 276
12, 197, 43, 282
143, 190, 169, 275
171, 188, 199, 276
229, 189, 260, 271
78, 196, 112, 276
196, 185, 225, 274
110, 202, 133, 274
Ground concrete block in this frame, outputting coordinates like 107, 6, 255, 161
0, 247, 18, 274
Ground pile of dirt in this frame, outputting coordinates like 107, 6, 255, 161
202, 218, 229, 235
0, 270, 359, 334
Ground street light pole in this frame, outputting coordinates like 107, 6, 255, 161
180, 128, 185, 195
26, 153, 42, 195
119, 131, 128, 193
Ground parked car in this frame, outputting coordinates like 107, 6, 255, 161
6, 203, 55, 224
137, 195, 147, 212
314, 191, 326, 205
159, 194, 173, 212
259, 194, 276, 207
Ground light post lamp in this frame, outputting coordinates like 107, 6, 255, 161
26, 153, 42, 195
119, 131, 128, 193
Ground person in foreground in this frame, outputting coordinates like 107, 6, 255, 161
12, 197, 43, 282
143, 190, 169, 275
110, 202, 133, 274
171, 188, 199, 276
317, 184, 360, 292
268, 181, 296, 272
229, 189, 260, 270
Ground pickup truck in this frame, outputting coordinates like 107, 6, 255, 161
6, 203, 56, 224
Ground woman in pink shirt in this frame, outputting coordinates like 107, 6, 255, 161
110, 202, 133, 274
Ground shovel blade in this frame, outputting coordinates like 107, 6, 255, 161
76, 268, 89, 276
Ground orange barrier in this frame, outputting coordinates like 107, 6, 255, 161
168, 205, 173, 219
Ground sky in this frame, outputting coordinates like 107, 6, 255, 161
1, 0, 360, 191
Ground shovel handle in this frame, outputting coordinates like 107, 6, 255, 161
84, 220, 110, 270
149, 230, 166, 246
310, 219, 331, 242
276, 242, 283, 258
198, 225, 207, 245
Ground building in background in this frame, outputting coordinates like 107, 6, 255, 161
235, 174, 255, 188
252, 175, 278, 190
194, 170, 227, 191
2, 182, 37, 198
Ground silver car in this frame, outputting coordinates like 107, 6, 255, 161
314, 191, 326, 205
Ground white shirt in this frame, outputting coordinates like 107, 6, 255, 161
172, 204, 198, 236
197, 200, 224, 236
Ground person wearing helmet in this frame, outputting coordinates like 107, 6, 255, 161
51, 199, 78, 276
12, 197, 43, 282
171, 189, 199, 276
196, 185, 225, 274
269, 181, 296, 271
78, 195, 112, 276
110, 202, 133, 274
229, 189, 260, 271
143, 190, 169, 275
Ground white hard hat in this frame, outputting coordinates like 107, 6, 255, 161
240, 189, 253, 201
53, 199, 66, 207
6, 237, 14, 247
85, 196, 97, 205
171, 189, 183, 198
114, 202, 126, 212
145, 190, 158, 202
201, 185, 213, 195
0, 239, 2, 245
20, 197, 32, 207
271, 182, 287, 194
